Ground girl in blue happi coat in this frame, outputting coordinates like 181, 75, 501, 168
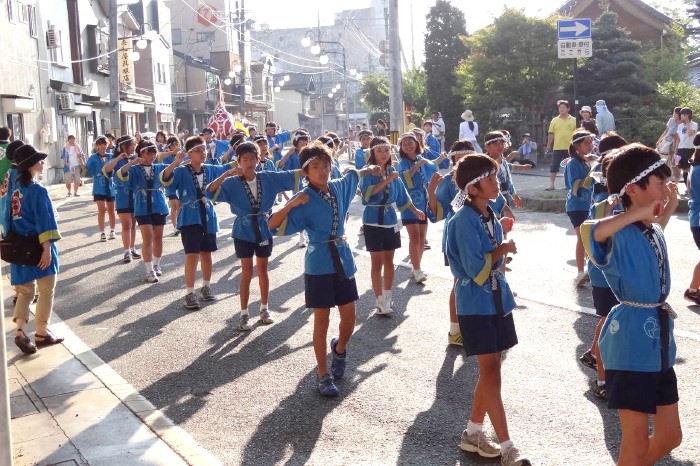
208, 142, 302, 330
103, 135, 141, 263
581, 144, 680, 466
5, 144, 64, 355
684, 133, 700, 306
117, 140, 180, 283
85, 135, 116, 242
159, 136, 187, 236
361, 136, 425, 315
397, 132, 446, 283
252, 135, 276, 172
565, 129, 596, 286
269, 143, 382, 397
427, 140, 475, 347
160, 136, 238, 309
445, 153, 528, 466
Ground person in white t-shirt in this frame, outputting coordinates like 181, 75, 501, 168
676, 107, 698, 185
430, 111, 445, 152
60, 135, 86, 197
458, 109, 482, 153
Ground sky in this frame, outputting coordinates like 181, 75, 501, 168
245, 0, 687, 65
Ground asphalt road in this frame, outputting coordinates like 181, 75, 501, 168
43, 188, 700, 465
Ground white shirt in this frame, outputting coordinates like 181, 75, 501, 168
678, 121, 698, 149
459, 121, 479, 141
431, 118, 445, 137
67, 146, 82, 168
246, 177, 258, 201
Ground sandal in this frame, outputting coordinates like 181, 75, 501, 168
15, 329, 37, 354
34, 330, 64, 348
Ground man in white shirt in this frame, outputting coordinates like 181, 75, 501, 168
676, 107, 697, 185
61, 135, 85, 197
430, 111, 445, 153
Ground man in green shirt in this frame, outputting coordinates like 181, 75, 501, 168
545, 100, 576, 191
0, 127, 13, 181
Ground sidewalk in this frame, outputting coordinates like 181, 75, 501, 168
4, 181, 221, 465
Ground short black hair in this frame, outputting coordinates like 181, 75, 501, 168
556, 100, 570, 109
607, 143, 671, 209
454, 154, 498, 194
185, 136, 205, 152
202, 128, 214, 135
368, 136, 392, 168
299, 142, 333, 170
236, 142, 260, 159
598, 131, 627, 155
681, 107, 693, 119
0, 127, 10, 140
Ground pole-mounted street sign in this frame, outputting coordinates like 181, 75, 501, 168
557, 18, 593, 59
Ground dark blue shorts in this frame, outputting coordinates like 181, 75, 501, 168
305, 274, 359, 309
402, 218, 428, 225
550, 150, 568, 173
234, 237, 273, 258
135, 214, 167, 226
567, 210, 588, 228
678, 148, 693, 169
93, 195, 115, 202
180, 224, 218, 254
691, 226, 700, 249
167, 194, 179, 201
458, 313, 518, 357
364, 225, 401, 252
116, 208, 134, 214
606, 368, 678, 414
592, 286, 618, 317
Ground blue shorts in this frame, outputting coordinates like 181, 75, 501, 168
458, 313, 518, 357
93, 195, 115, 202
304, 274, 358, 309
167, 194, 179, 201
364, 225, 401, 252
691, 226, 700, 249
179, 224, 218, 254
567, 210, 588, 228
550, 150, 568, 173
135, 214, 167, 226
606, 368, 678, 414
116, 208, 134, 214
402, 218, 427, 225
234, 237, 273, 259
592, 286, 618, 317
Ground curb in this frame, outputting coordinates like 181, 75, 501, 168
519, 195, 690, 214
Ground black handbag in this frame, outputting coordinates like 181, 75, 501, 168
0, 214, 43, 266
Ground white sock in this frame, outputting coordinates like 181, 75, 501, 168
241, 308, 249, 316
153, 256, 161, 266
597, 379, 606, 386
131, 248, 140, 254
450, 322, 460, 335
383, 290, 392, 304
690, 288, 698, 293
466, 421, 482, 436
145, 262, 153, 273
186, 287, 194, 295
413, 268, 420, 275
500, 440, 514, 451
202, 280, 210, 287
260, 303, 268, 311
125, 248, 131, 254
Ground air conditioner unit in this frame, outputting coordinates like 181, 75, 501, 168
58, 93, 75, 111
46, 25, 59, 49
176, 96, 187, 103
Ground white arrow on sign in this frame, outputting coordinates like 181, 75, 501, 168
560, 21, 589, 36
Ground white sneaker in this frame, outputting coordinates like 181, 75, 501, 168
100, 232, 107, 242
297, 233, 307, 248
460, 429, 500, 458
574, 271, 590, 287
145, 271, 159, 283
413, 270, 427, 283
500, 445, 530, 466
108, 230, 116, 240
375, 296, 393, 315
259, 308, 274, 324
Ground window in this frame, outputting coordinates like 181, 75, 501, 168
155, 62, 167, 84
7, 114, 24, 142
196, 31, 214, 42
28, 4, 36, 37
16, 0, 26, 22
50, 29, 66, 65
172, 28, 182, 45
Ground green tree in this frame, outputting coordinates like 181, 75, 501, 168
568, 12, 653, 109
424, 0, 468, 146
402, 67, 428, 120
455, 8, 570, 139
359, 74, 389, 124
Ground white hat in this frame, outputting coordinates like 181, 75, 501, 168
461, 109, 474, 121
580, 106, 592, 115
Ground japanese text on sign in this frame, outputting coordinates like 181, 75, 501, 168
557, 39, 592, 59
119, 39, 135, 90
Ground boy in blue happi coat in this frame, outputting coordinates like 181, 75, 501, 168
85, 135, 116, 242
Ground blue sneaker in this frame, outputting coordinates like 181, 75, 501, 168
330, 338, 346, 380
317, 374, 338, 397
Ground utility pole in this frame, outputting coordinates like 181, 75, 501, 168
388, 0, 403, 139
238, 0, 246, 116
318, 13, 325, 134
109, 2, 121, 136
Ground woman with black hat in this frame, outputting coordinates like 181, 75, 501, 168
3, 144, 63, 354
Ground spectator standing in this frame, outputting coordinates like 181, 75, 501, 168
545, 100, 577, 191
430, 111, 445, 152
657, 107, 682, 180
458, 110, 482, 153
376, 119, 389, 137
60, 135, 86, 197
676, 107, 698, 185
595, 100, 615, 134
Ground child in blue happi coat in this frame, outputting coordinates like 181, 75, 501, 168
684, 133, 700, 306
354, 130, 373, 170
269, 143, 382, 397
85, 135, 116, 242
159, 136, 188, 236
581, 143, 680, 465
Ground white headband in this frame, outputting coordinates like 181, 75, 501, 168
450, 168, 497, 210
449, 150, 475, 157
139, 143, 157, 153
572, 134, 593, 144
608, 159, 666, 204
302, 155, 321, 169
120, 137, 134, 146
485, 136, 507, 145
187, 143, 207, 153
371, 143, 392, 150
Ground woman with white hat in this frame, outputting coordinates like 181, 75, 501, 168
459, 110, 482, 153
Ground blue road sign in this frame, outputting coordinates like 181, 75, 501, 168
557, 19, 592, 39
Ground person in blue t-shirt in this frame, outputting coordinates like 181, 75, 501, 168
269, 143, 381, 397
581, 144, 681, 466
85, 136, 116, 242
564, 129, 596, 287
422, 122, 448, 169
208, 142, 301, 331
